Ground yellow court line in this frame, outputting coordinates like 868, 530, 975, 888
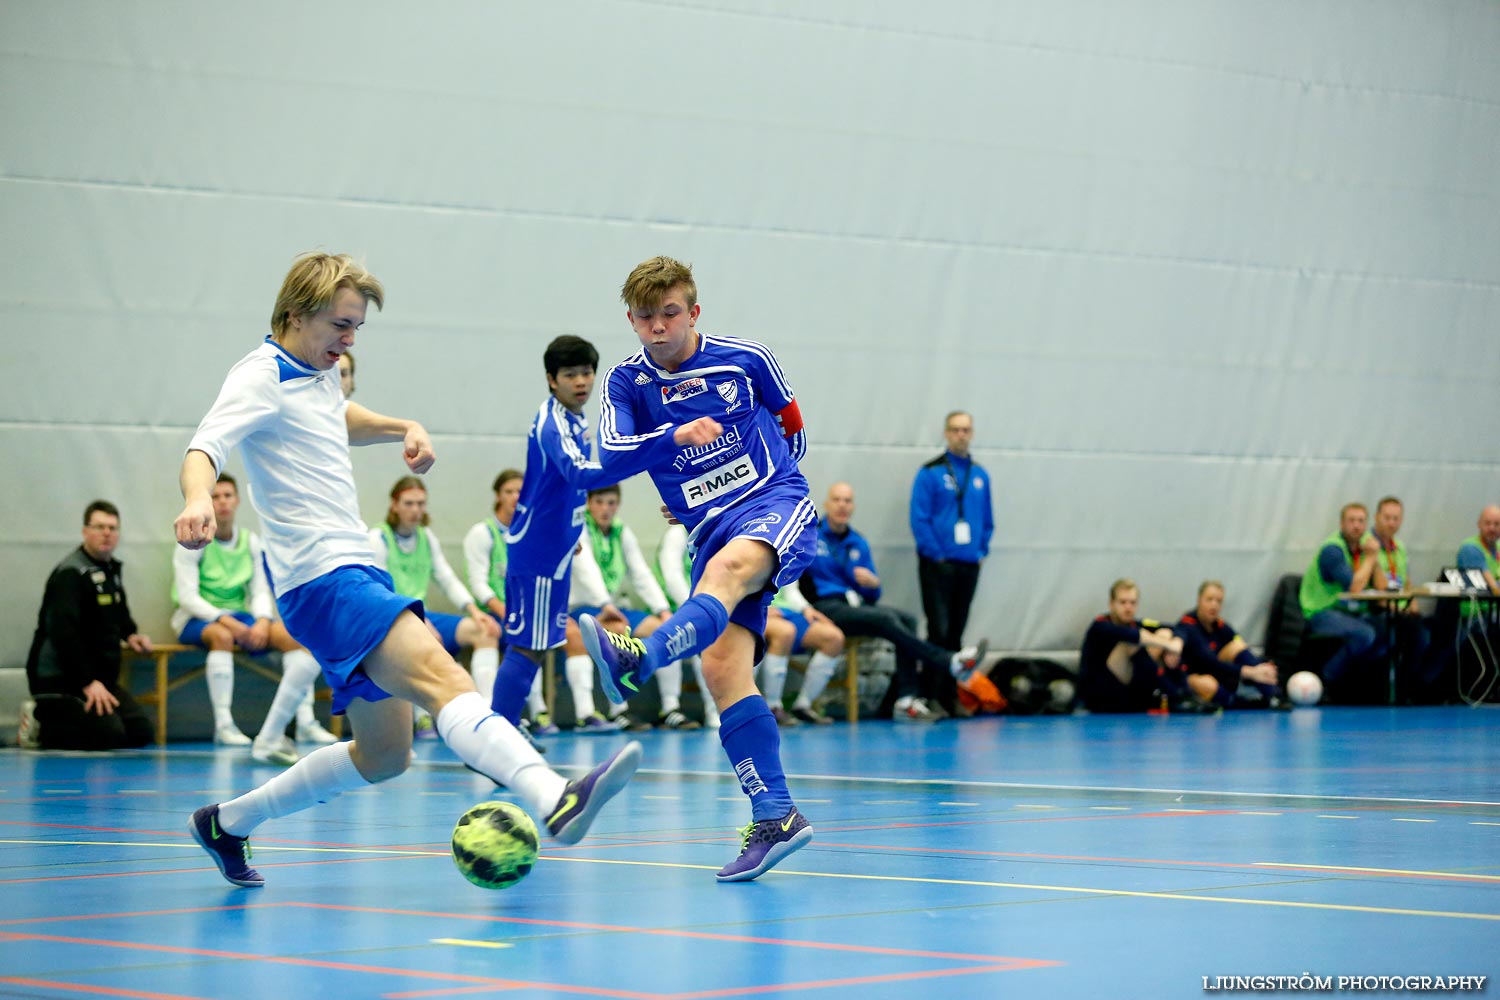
1254, 862, 1500, 881
539, 856, 1500, 922
0, 839, 443, 857
431, 938, 513, 949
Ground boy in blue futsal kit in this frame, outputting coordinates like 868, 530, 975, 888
579, 255, 821, 882
487, 336, 722, 731
175, 253, 644, 888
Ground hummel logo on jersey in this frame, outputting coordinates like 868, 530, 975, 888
662, 378, 708, 404
634, 372, 652, 385
681, 457, 756, 508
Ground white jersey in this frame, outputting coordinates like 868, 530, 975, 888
462, 517, 507, 607
169, 526, 276, 635
367, 525, 475, 610
570, 521, 670, 614
187, 339, 375, 596
657, 523, 692, 607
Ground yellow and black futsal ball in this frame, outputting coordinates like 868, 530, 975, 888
451, 800, 539, 889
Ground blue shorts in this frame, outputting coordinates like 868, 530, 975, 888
572, 606, 654, 633
777, 609, 812, 652
690, 485, 819, 661
178, 610, 269, 656
427, 611, 463, 654
277, 565, 423, 714
502, 571, 571, 651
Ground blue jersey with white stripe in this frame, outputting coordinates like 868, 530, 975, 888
598, 333, 808, 539
506, 397, 676, 580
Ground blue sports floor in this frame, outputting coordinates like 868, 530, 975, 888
2, 707, 1497, 999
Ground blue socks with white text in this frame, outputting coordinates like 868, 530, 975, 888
719, 695, 793, 821
641, 594, 729, 682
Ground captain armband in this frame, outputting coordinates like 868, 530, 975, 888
774, 399, 803, 438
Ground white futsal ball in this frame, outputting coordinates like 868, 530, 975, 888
1285, 671, 1323, 707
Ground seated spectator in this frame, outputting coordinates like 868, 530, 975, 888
568, 485, 681, 729
1079, 579, 1203, 713
462, 469, 552, 731
1298, 502, 1387, 697
802, 482, 984, 722
763, 585, 846, 725
1456, 505, 1500, 612
656, 523, 719, 729
370, 476, 501, 737
1176, 580, 1289, 709
172, 472, 337, 763
1370, 496, 1442, 700
23, 500, 153, 750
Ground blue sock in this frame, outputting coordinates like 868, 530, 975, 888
490, 649, 539, 724
718, 695, 793, 821
642, 594, 729, 681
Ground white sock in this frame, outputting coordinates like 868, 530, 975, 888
294, 689, 317, 730
217, 741, 370, 837
760, 652, 789, 706
656, 659, 683, 714
205, 650, 236, 728
565, 654, 596, 720
259, 648, 320, 741
526, 668, 547, 716
436, 691, 564, 818
794, 652, 839, 709
471, 646, 499, 702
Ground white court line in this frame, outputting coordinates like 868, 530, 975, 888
1392, 818, 1436, 824
632, 766, 1500, 808
1090, 806, 1130, 811
1318, 815, 1359, 820
939, 802, 979, 807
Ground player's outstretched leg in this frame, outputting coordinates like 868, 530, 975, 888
189, 804, 264, 888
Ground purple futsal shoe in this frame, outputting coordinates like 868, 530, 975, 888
578, 613, 651, 706
545, 740, 644, 845
189, 804, 264, 888
716, 807, 814, 883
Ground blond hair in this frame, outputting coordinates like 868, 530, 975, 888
1109, 578, 1138, 601
271, 252, 384, 337
621, 255, 697, 312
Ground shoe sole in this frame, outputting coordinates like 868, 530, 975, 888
715, 826, 814, 883
188, 814, 264, 888
550, 741, 642, 846
250, 751, 298, 766
579, 615, 630, 705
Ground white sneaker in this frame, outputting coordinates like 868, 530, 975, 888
894, 696, 940, 723
297, 719, 339, 745
251, 734, 298, 766
18, 699, 40, 749
214, 724, 253, 746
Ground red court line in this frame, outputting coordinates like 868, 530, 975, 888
0, 818, 421, 850
0, 977, 210, 1000
0, 852, 430, 885
287, 902, 1040, 963
799, 841, 1500, 885
0, 905, 255, 927
0, 931, 635, 999
0, 907, 1057, 999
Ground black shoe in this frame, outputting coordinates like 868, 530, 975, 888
1169, 697, 1221, 715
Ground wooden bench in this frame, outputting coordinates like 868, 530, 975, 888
119, 642, 339, 746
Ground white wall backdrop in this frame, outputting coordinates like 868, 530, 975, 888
2, 0, 1497, 668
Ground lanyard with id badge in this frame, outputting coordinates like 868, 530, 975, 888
946, 458, 972, 546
